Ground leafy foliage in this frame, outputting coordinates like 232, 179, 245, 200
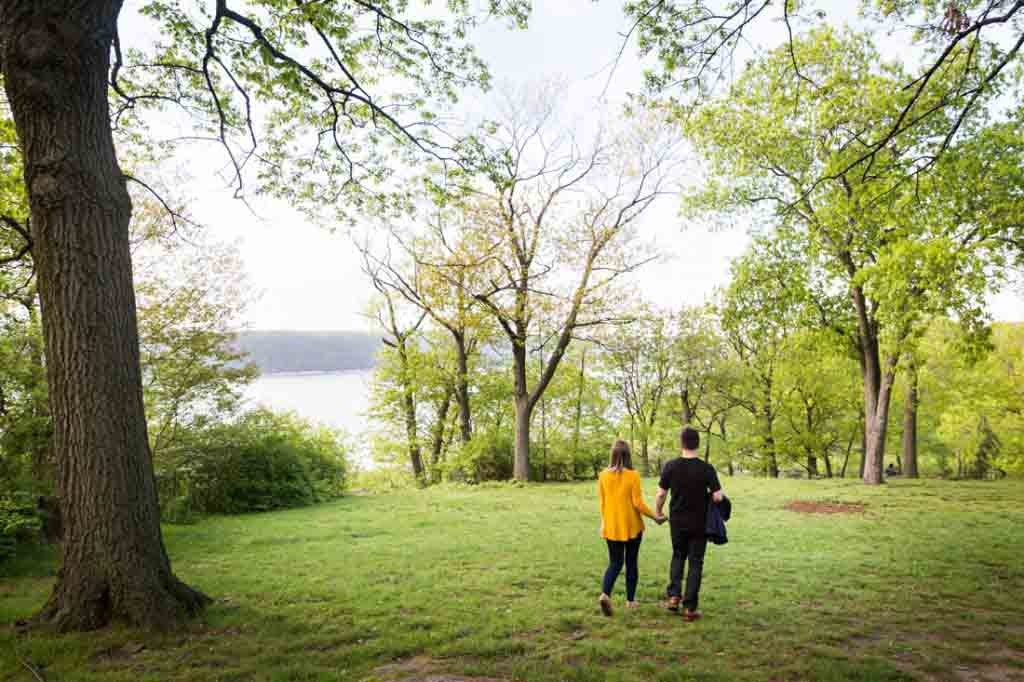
115, 0, 530, 220
156, 408, 350, 519
0, 492, 40, 562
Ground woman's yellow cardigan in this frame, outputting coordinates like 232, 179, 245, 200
598, 467, 657, 541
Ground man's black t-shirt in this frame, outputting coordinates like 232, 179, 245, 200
659, 457, 722, 532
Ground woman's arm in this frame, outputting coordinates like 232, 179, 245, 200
631, 473, 657, 519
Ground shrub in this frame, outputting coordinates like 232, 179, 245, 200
156, 408, 349, 518
0, 492, 41, 562
442, 432, 514, 482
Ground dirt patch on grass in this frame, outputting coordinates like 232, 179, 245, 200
372, 656, 507, 682
952, 663, 1024, 681
784, 500, 866, 514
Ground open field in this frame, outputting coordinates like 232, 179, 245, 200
2, 477, 1023, 682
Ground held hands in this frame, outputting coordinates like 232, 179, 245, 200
654, 513, 668, 525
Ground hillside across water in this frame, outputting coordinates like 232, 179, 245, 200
234, 330, 381, 374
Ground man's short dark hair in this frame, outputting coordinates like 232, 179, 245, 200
680, 427, 700, 451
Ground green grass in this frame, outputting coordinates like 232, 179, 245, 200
2, 477, 1024, 681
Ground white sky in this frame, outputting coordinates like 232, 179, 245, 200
170, 1, 1022, 330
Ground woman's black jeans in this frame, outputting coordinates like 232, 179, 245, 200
602, 533, 643, 601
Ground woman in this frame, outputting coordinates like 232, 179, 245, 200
598, 439, 664, 616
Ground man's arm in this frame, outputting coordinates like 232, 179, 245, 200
709, 466, 723, 503
656, 461, 671, 519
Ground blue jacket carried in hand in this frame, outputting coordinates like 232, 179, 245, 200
705, 495, 732, 545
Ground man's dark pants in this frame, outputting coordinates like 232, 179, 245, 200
666, 523, 707, 610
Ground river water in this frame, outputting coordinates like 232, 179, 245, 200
242, 369, 375, 440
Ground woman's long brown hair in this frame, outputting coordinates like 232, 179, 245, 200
609, 439, 633, 470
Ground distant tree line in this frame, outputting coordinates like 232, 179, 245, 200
363, 26, 1024, 487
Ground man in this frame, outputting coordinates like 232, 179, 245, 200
655, 426, 723, 621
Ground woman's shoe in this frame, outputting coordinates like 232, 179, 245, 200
665, 596, 681, 612
599, 594, 613, 617
625, 600, 640, 610
683, 609, 702, 622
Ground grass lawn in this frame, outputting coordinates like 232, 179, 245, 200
2, 477, 1023, 681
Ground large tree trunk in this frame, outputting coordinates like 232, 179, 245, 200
902, 364, 919, 478
1, 0, 208, 630
25, 300, 54, 484
511, 329, 532, 481
851, 284, 897, 485
513, 394, 532, 481
863, 358, 897, 485
453, 332, 472, 443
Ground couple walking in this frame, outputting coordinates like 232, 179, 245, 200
598, 427, 724, 621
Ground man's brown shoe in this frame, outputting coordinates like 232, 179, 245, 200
665, 596, 680, 612
683, 609, 702, 622
599, 594, 613, 617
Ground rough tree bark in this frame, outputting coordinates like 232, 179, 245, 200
514, 394, 532, 481
902, 363, 919, 478
0, 0, 209, 630
852, 284, 898, 485
863, 360, 897, 485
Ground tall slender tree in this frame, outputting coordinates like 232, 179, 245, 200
454, 96, 680, 480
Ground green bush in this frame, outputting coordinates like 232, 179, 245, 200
156, 408, 349, 518
0, 492, 41, 562
441, 432, 514, 482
